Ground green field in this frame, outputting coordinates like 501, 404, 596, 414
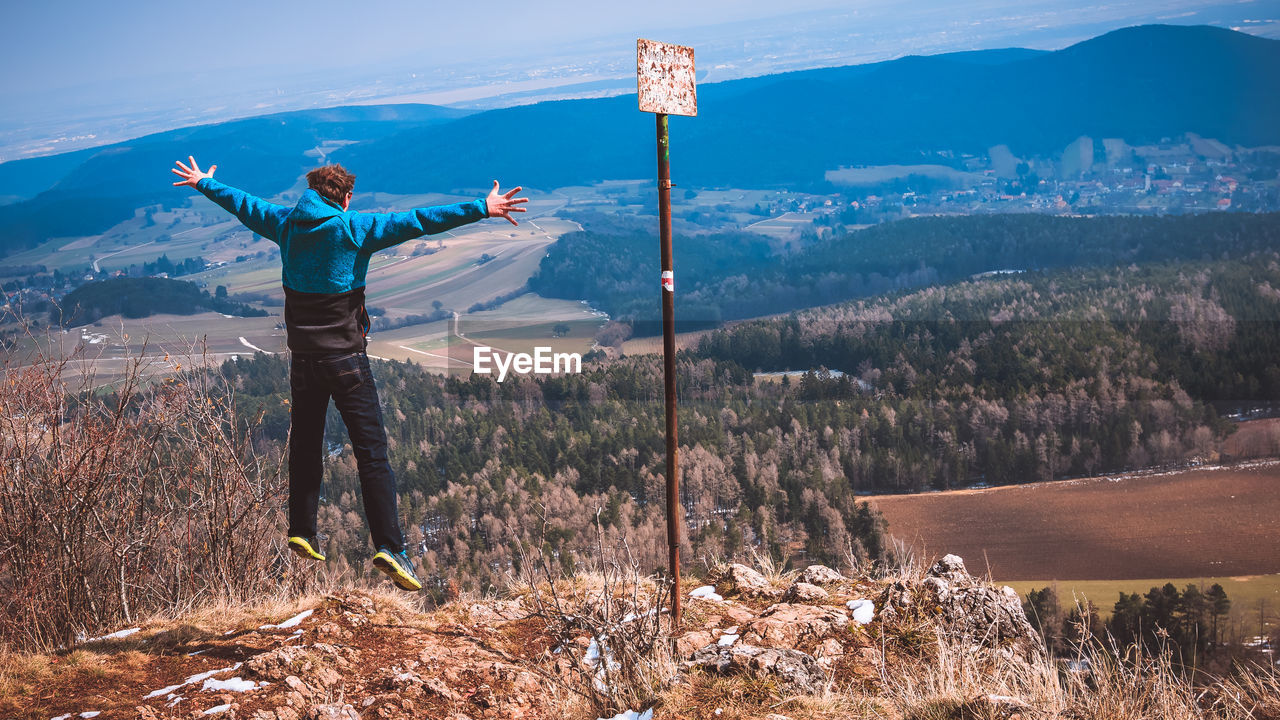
1003, 574, 1280, 638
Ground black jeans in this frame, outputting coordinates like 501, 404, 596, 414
288, 351, 404, 553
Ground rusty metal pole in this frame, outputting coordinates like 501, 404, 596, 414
656, 111, 683, 626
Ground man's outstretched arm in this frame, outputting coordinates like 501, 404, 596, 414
353, 181, 529, 254
171, 156, 290, 243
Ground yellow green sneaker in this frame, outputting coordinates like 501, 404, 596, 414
287, 535, 326, 561
372, 547, 423, 591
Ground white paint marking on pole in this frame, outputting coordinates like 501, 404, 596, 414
661, 270, 674, 293
637, 39, 697, 117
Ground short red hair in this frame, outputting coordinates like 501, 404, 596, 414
306, 164, 356, 205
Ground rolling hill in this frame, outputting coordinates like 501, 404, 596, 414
1, 24, 1277, 259
336, 24, 1280, 192
0, 104, 469, 254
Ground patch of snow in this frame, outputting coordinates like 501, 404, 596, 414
167, 696, 185, 708
260, 609, 312, 630
689, 585, 723, 602
146, 684, 184, 699
202, 676, 257, 692
847, 598, 875, 625
145, 664, 240, 698
717, 633, 739, 647
51, 715, 71, 720
81, 714, 101, 719
597, 710, 653, 720
204, 704, 232, 715
85, 627, 140, 643
187, 649, 207, 657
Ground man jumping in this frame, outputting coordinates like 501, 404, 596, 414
171, 157, 527, 591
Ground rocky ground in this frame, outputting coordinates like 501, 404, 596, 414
2, 556, 1054, 720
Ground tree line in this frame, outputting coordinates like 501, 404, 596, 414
58, 276, 267, 326
531, 211, 1280, 335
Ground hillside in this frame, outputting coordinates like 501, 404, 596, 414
337, 25, 1280, 192
58, 277, 268, 327
0, 104, 468, 255
2, 25, 1277, 259
531, 210, 1280, 330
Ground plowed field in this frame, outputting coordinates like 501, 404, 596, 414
868, 458, 1280, 581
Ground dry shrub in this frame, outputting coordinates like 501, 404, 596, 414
0, 322, 286, 651
515, 509, 676, 718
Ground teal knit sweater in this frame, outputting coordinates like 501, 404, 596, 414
196, 177, 487, 294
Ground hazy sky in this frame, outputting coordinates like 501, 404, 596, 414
2, 0, 1277, 161
1, 0, 856, 95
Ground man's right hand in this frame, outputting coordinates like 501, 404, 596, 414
171, 156, 217, 188
486, 180, 528, 226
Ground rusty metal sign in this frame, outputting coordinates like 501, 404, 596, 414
637, 39, 697, 117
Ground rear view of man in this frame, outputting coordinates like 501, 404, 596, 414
171, 157, 527, 590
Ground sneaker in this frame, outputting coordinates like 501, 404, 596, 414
372, 547, 423, 591
287, 535, 326, 561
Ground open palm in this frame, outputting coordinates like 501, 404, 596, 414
171, 156, 216, 188
485, 180, 529, 226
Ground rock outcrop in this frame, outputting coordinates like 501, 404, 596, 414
714, 563, 783, 599
878, 554, 1042, 657
688, 643, 827, 694
797, 564, 846, 586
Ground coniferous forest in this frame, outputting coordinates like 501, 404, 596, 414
219, 253, 1280, 594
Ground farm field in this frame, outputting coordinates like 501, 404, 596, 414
3, 312, 286, 384
620, 328, 716, 356
366, 293, 605, 373
743, 211, 825, 241
867, 456, 1280, 582
1002, 574, 1280, 626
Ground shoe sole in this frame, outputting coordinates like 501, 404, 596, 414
287, 536, 326, 561
372, 551, 423, 591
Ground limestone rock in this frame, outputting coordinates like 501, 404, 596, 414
314, 666, 342, 688
929, 554, 972, 584
307, 704, 360, 720
922, 576, 950, 603
423, 676, 460, 702
742, 603, 848, 648
879, 555, 1041, 657
942, 584, 1041, 652
797, 565, 846, 586
316, 622, 353, 641
716, 563, 782, 599
676, 630, 715, 658
689, 642, 827, 694
324, 594, 376, 616
247, 646, 318, 682
783, 582, 830, 602
814, 638, 845, 669
702, 604, 756, 628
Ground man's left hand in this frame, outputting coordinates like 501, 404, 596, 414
486, 181, 529, 226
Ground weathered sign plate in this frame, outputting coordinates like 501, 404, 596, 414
637, 39, 697, 117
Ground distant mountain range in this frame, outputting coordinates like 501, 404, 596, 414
1, 24, 1277, 257
338, 24, 1280, 192
0, 105, 468, 254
